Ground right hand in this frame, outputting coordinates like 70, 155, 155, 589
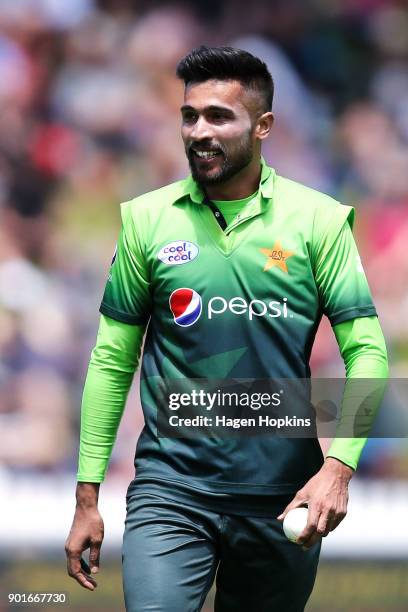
65, 504, 104, 590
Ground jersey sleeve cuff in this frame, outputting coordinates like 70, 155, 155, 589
99, 302, 149, 325
326, 436, 369, 471
77, 474, 105, 483
328, 305, 377, 326
325, 454, 356, 471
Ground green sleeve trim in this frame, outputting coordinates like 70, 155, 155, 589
329, 305, 377, 326
99, 302, 149, 325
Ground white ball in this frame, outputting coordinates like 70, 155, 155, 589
283, 507, 308, 543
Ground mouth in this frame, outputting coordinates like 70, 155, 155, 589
190, 148, 223, 163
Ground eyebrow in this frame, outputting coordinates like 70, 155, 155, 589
180, 104, 235, 114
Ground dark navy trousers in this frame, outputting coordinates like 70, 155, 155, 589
122, 492, 321, 612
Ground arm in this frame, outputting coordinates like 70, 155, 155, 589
65, 314, 145, 590
326, 315, 389, 469
278, 206, 388, 547
77, 314, 145, 483
66, 199, 151, 588
277, 315, 388, 547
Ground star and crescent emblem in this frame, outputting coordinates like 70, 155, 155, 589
260, 240, 294, 273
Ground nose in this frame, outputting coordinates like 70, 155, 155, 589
189, 116, 213, 141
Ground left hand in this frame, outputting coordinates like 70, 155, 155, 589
277, 457, 354, 549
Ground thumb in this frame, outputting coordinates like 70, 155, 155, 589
89, 540, 101, 574
277, 496, 308, 521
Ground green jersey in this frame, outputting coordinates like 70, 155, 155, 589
99, 157, 377, 498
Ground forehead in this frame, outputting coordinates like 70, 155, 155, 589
183, 79, 251, 114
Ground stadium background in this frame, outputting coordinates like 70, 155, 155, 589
0, 0, 407, 610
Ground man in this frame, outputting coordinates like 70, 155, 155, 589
66, 46, 388, 611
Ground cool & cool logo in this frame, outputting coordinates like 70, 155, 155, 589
158, 241, 199, 265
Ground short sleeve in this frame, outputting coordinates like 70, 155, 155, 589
99, 201, 151, 325
312, 203, 377, 326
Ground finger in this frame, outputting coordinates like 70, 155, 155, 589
75, 569, 98, 591
89, 540, 102, 574
66, 549, 82, 578
316, 509, 335, 538
66, 548, 96, 586
66, 555, 97, 590
79, 556, 98, 587
277, 495, 308, 520
297, 503, 320, 545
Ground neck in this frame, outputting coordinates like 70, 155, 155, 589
204, 156, 261, 201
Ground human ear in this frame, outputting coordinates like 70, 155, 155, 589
255, 112, 274, 140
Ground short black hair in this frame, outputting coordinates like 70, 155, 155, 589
176, 45, 274, 113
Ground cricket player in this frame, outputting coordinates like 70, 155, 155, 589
65, 46, 388, 611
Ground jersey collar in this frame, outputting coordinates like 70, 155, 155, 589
173, 156, 275, 207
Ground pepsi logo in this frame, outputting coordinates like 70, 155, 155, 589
169, 290, 291, 327
169, 288, 202, 327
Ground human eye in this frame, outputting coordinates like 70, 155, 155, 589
182, 110, 197, 124
210, 111, 228, 123
208, 109, 234, 124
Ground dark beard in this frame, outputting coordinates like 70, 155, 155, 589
187, 133, 253, 187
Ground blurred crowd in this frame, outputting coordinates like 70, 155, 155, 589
0, 0, 407, 484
